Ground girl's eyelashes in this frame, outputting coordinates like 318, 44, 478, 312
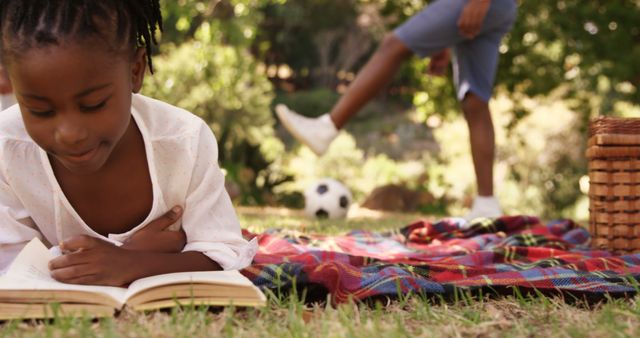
23, 96, 110, 116
80, 100, 107, 112
28, 109, 55, 118
80, 96, 111, 113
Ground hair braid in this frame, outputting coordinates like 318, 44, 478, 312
0, 0, 163, 73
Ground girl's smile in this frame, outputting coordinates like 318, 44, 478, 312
55, 142, 105, 169
7, 41, 144, 175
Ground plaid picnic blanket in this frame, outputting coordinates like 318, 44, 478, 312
241, 216, 640, 303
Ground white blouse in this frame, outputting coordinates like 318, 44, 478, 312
0, 94, 257, 274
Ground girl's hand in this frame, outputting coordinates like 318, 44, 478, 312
457, 0, 491, 39
49, 235, 136, 286
122, 206, 186, 253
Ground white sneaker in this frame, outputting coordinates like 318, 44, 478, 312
275, 104, 339, 156
464, 196, 503, 222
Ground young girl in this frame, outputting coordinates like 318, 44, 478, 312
0, 0, 257, 286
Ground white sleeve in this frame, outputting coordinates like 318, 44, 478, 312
0, 168, 42, 275
181, 123, 257, 270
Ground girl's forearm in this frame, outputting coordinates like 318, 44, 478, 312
124, 251, 222, 283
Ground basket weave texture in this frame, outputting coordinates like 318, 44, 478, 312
587, 116, 640, 254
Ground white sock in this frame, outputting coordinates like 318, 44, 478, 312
464, 195, 502, 222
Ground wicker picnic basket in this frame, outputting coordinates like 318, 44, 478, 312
587, 116, 640, 254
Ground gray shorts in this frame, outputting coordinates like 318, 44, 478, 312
394, 0, 518, 102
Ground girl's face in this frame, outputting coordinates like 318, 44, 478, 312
6, 42, 146, 174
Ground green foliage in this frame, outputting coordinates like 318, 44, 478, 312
490, 1, 639, 217
142, 35, 285, 204
500, 1, 639, 121
255, 0, 361, 73
408, 60, 459, 123
254, 1, 639, 216
160, 0, 277, 47
142, 38, 274, 159
255, 0, 640, 120
275, 133, 429, 203
152, 1, 640, 215
274, 89, 341, 118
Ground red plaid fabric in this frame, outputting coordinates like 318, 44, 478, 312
241, 216, 639, 303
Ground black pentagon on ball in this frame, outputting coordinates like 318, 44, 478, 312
316, 184, 329, 194
339, 195, 349, 208
315, 209, 329, 218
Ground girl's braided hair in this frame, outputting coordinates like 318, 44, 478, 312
0, 0, 162, 72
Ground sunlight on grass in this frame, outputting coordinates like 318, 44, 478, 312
2, 294, 640, 337
237, 205, 427, 235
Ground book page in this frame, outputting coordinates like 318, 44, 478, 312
124, 270, 254, 300
0, 238, 128, 306
1, 239, 264, 309
4, 237, 56, 282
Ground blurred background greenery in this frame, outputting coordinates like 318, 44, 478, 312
142, 0, 640, 220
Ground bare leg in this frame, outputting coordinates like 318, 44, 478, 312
329, 34, 413, 129
461, 93, 494, 196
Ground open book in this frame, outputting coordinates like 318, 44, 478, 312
0, 238, 266, 320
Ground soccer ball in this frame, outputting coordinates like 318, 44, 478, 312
304, 178, 352, 219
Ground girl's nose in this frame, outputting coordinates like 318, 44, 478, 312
54, 119, 89, 146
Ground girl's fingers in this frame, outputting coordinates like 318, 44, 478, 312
49, 264, 96, 283
60, 235, 101, 252
62, 274, 103, 285
143, 206, 183, 232
49, 250, 93, 270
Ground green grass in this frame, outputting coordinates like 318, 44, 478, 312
2, 295, 640, 337
2, 208, 639, 338
237, 206, 424, 235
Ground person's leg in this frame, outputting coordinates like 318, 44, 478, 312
460, 89, 502, 220
455, 37, 502, 219
454, 0, 517, 220
461, 93, 494, 197
275, 37, 411, 155
276, 0, 468, 155
329, 34, 412, 129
